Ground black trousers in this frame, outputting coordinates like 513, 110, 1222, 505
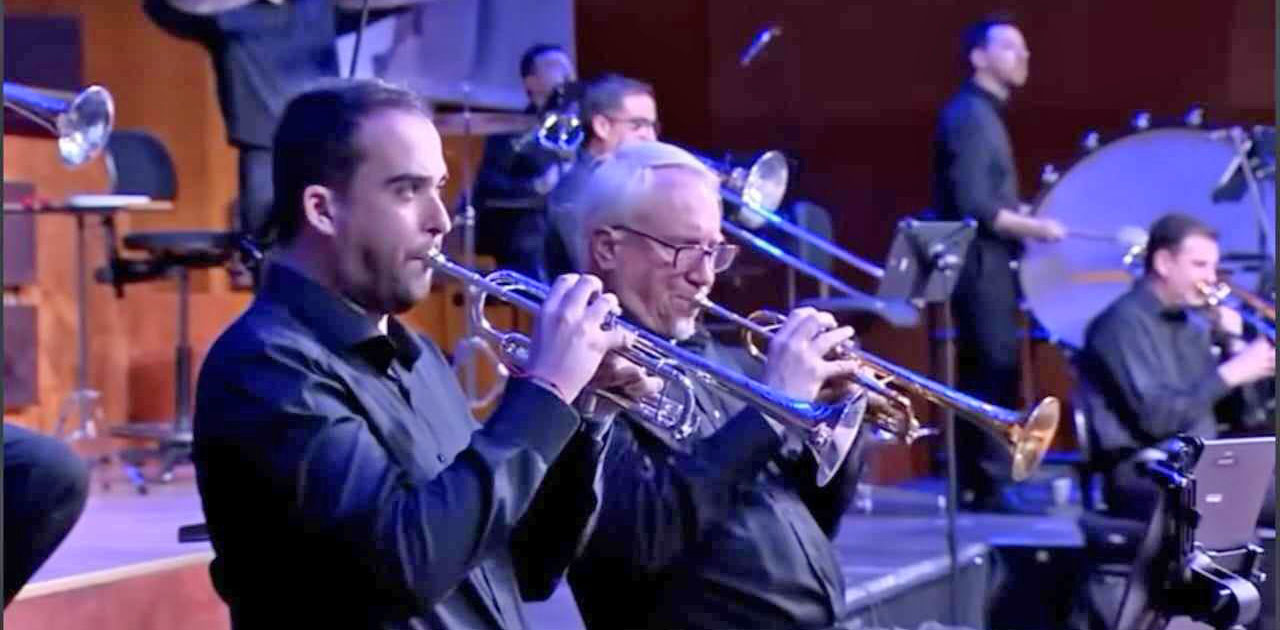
3, 424, 89, 605
949, 240, 1021, 508
237, 146, 275, 243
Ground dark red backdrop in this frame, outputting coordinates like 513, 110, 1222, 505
574, 0, 1274, 479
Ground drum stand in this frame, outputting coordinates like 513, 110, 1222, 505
1215, 127, 1275, 286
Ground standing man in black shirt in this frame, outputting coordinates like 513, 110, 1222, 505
143, 0, 429, 248
931, 15, 1067, 510
561, 140, 872, 630
472, 43, 578, 282
1080, 213, 1274, 521
193, 79, 648, 629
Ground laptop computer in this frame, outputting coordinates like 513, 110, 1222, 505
1193, 436, 1275, 551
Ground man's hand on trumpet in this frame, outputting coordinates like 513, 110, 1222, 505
759, 307, 865, 403
523, 274, 636, 403
588, 355, 666, 402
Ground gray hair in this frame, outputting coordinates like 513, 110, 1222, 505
567, 140, 719, 270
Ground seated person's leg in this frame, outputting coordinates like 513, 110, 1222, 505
3, 423, 90, 606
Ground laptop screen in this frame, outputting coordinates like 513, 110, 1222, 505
1193, 436, 1275, 551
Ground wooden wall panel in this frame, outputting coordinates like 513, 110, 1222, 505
2, 2, 513, 435
4, 1, 241, 433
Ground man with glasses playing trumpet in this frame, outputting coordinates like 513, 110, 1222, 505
1080, 213, 1275, 524
191, 78, 659, 630
559, 140, 873, 630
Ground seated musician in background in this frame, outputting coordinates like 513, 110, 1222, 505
471, 43, 578, 282
192, 79, 653, 629
1080, 213, 1275, 523
543, 73, 659, 279
559, 140, 873, 630
4, 423, 89, 606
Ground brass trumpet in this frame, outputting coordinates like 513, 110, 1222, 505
425, 252, 867, 486
697, 300, 1061, 482
1198, 280, 1276, 343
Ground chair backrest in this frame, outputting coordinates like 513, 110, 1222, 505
105, 129, 177, 199
1067, 354, 1097, 469
788, 200, 834, 272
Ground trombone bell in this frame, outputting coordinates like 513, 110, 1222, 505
3, 82, 115, 167
703, 150, 790, 229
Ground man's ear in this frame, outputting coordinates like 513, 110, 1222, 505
590, 227, 619, 271
590, 114, 611, 142
969, 47, 986, 72
1152, 248, 1175, 279
301, 184, 338, 236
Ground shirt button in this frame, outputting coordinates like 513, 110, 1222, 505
437, 454, 447, 463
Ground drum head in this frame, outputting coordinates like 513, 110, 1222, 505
1021, 127, 1275, 349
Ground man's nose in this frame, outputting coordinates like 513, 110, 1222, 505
422, 194, 451, 236
687, 252, 715, 286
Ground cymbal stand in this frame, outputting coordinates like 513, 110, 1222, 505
1234, 131, 1274, 279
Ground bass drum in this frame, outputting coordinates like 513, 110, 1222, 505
1020, 126, 1276, 350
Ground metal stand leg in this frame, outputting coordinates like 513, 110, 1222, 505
158, 266, 193, 484
53, 213, 112, 489
930, 301, 961, 625
111, 265, 195, 494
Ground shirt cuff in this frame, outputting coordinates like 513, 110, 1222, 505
482, 378, 582, 462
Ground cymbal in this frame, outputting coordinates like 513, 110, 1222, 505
431, 111, 536, 137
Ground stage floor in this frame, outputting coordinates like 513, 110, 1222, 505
15, 464, 213, 599
10, 461, 1089, 629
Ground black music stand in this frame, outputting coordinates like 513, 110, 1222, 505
875, 218, 976, 625
875, 218, 975, 304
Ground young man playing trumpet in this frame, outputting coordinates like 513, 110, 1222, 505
559, 140, 872, 630
192, 79, 653, 629
1080, 212, 1274, 522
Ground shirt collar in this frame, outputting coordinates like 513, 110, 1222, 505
259, 262, 423, 368
1134, 279, 1190, 321
965, 79, 1008, 111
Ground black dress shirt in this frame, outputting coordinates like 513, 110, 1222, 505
1080, 280, 1231, 469
932, 80, 1020, 250
566, 331, 868, 630
193, 262, 605, 629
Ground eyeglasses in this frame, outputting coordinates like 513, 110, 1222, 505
611, 225, 738, 273
603, 115, 661, 136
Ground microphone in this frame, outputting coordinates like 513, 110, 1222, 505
739, 25, 783, 68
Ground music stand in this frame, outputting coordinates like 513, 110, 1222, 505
875, 218, 975, 305
874, 218, 976, 625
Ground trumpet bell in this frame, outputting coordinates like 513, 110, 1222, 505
1010, 397, 1061, 482
4, 82, 114, 167
810, 394, 868, 486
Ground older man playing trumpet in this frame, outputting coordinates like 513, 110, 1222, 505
557, 140, 872, 630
